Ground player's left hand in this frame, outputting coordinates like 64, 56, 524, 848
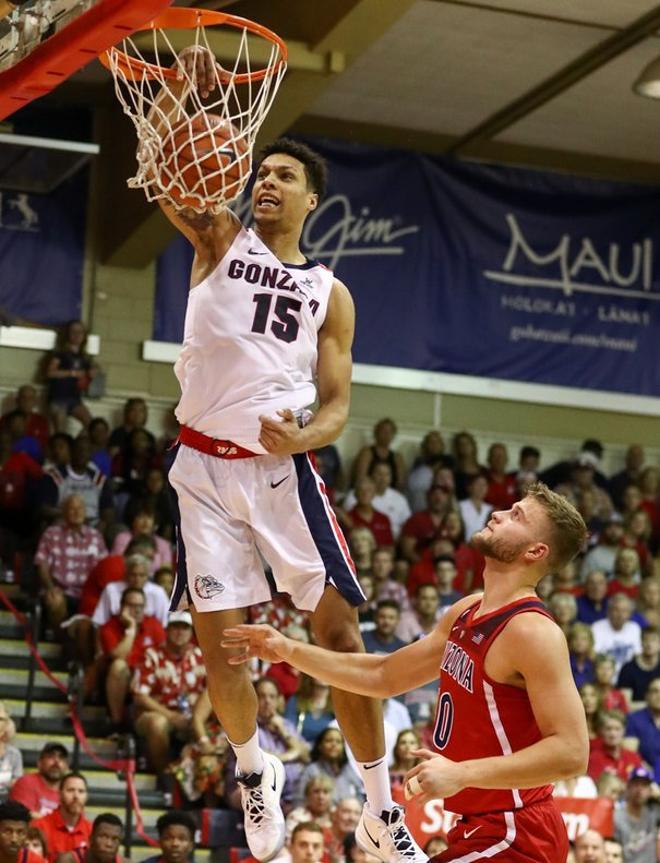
403, 749, 466, 802
258, 409, 304, 455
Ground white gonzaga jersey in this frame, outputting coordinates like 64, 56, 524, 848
174, 225, 335, 453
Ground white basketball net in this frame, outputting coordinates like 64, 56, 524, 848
106, 20, 287, 212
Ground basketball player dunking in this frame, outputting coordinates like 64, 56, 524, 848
154, 48, 425, 863
224, 483, 590, 863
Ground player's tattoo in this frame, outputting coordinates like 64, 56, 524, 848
179, 208, 215, 231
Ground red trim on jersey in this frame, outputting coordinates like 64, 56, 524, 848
305, 453, 357, 576
178, 426, 259, 459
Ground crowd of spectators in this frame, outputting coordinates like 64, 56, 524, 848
1, 361, 660, 860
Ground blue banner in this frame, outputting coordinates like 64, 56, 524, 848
0, 173, 87, 325
154, 140, 660, 398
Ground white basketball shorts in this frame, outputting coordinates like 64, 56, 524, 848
168, 444, 364, 613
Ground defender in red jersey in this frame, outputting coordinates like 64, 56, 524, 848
223, 482, 589, 862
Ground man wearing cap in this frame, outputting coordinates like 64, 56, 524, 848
9, 744, 69, 819
33, 773, 91, 863
132, 611, 206, 773
613, 767, 660, 863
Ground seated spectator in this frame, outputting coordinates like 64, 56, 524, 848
396, 585, 441, 643
620, 509, 653, 577
593, 655, 628, 713
406, 431, 453, 513
484, 442, 518, 511
35, 494, 106, 636
43, 434, 73, 473
617, 625, 660, 702
26, 826, 48, 860
285, 776, 334, 838
107, 398, 154, 460
509, 445, 540, 499
92, 553, 169, 627
638, 466, 660, 544
356, 574, 376, 632
168, 690, 229, 807
313, 444, 343, 505
110, 507, 172, 574
0, 385, 49, 451
347, 528, 376, 577
621, 483, 644, 523
326, 799, 363, 863
451, 431, 484, 500
592, 593, 643, 675
0, 801, 44, 863
575, 487, 607, 548
407, 512, 483, 595
344, 464, 411, 542
573, 830, 606, 863
580, 516, 625, 580
44, 320, 95, 432
557, 452, 614, 521
87, 419, 111, 478
33, 773, 91, 863
547, 592, 578, 638
132, 611, 206, 774
352, 418, 406, 492
157, 405, 180, 474
153, 566, 174, 598
362, 600, 407, 655
56, 813, 127, 863
458, 475, 492, 540
97, 586, 165, 729
541, 438, 608, 490
613, 768, 659, 862
4, 410, 43, 464
388, 729, 420, 790
345, 478, 394, 549
399, 482, 453, 564
625, 679, 660, 776
552, 561, 581, 595
608, 548, 642, 599
603, 838, 623, 863
123, 468, 174, 543
111, 428, 161, 500
295, 729, 361, 807
576, 570, 609, 625
596, 771, 625, 802
282, 822, 325, 863
284, 675, 334, 746
609, 445, 645, 511
587, 710, 643, 782
635, 576, 660, 627
579, 683, 603, 740
370, 548, 409, 612
140, 811, 195, 863
0, 703, 21, 800
568, 623, 596, 689
9, 743, 69, 819
0, 428, 42, 572
39, 437, 114, 532
78, 537, 156, 618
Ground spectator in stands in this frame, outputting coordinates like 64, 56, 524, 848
362, 600, 406, 655
78, 537, 156, 620
636, 577, 660, 628
109, 507, 172, 574
35, 494, 106, 635
325, 799, 362, 863
577, 570, 609, 625
573, 829, 606, 863
621, 484, 644, 523
388, 729, 420, 789
365, 463, 411, 540
0, 801, 43, 863
451, 431, 484, 500
568, 623, 596, 689
593, 655, 628, 713
547, 592, 578, 637
587, 710, 643, 782
92, 552, 169, 627
153, 566, 174, 599
621, 510, 653, 577
25, 826, 48, 860
596, 771, 626, 802
284, 675, 334, 746
352, 418, 406, 491
33, 773, 91, 863
557, 453, 614, 522
132, 611, 206, 774
617, 626, 660, 702
552, 560, 581, 595
613, 767, 660, 863
608, 548, 642, 599
510, 445, 540, 499
0, 704, 21, 801
593, 593, 643, 674
638, 467, 660, 544
87, 420, 111, 478
313, 445, 343, 505
344, 478, 394, 549
396, 585, 441, 643
370, 548, 409, 612
457, 474, 492, 541
347, 528, 376, 577
39, 437, 114, 532
285, 776, 334, 838
140, 811, 195, 863
285, 822, 325, 863
111, 428, 161, 500
3, 411, 43, 464
123, 468, 174, 543
541, 438, 608, 490
56, 813, 127, 863
609, 445, 645, 510
625, 679, 660, 776
97, 586, 165, 729
603, 838, 623, 863
43, 435, 73, 473
484, 442, 517, 511
579, 683, 603, 741
0, 385, 49, 451
406, 431, 453, 513
45, 321, 95, 433
0, 428, 42, 572
399, 482, 453, 564
576, 488, 607, 547
581, 516, 625, 580
9, 743, 69, 819
107, 399, 154, 459
295, 729, 361, 807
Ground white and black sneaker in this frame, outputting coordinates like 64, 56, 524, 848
236, 752, 286, 862
356, 804, 428, 863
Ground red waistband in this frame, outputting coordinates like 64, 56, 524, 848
177, 425, 259, 459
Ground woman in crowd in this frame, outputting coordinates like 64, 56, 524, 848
45, 320, 95, 432
451, 431, 484, 500
635, 576, 660, 627
579, 683, 603, 740
406, 431, 453, 512
547, 591, 578, 638
123, 467, 174, 541
352, 417, 406, 491
285, 774, 334, 838
295, 727, 362, 806
593, 654, 628, 713
284, 674, 334, 746
568, 622, 596, 689
621, 509, 653, 576
388, 729, 421, 790
347, 527, 377, 576
608, 547, 642, 599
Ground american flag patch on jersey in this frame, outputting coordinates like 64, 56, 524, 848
471, 632, 485, 644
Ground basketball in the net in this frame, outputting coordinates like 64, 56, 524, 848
160, 113, 250, 207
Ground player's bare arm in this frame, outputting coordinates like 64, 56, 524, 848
405, 613, 589, 801
258, 278, 355, 455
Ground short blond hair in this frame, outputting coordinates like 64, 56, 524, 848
524, 482, 587, 571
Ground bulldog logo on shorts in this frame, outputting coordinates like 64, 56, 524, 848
194, 574, 225, 599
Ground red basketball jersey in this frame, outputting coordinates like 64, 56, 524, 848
433, 596, 555, 815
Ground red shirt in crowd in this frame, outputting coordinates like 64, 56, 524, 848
587, 739, 643, 782
401, 511, 442, 554
99, 614, 166, 665
407, 544, 485, 596
349, 507, 394, 547
0, 451, 42, 510
132, 643, 207, 713
33, 808, 93, 863
484, 473, 518, 511
9, 772, 60, 817
78, 555, 125, 616
606, 580, 639, 600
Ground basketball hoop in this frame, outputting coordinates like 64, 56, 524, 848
100, 8, 288, 212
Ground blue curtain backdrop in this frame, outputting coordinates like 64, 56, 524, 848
154, 139, 660, 398
0, 172, 87, 325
